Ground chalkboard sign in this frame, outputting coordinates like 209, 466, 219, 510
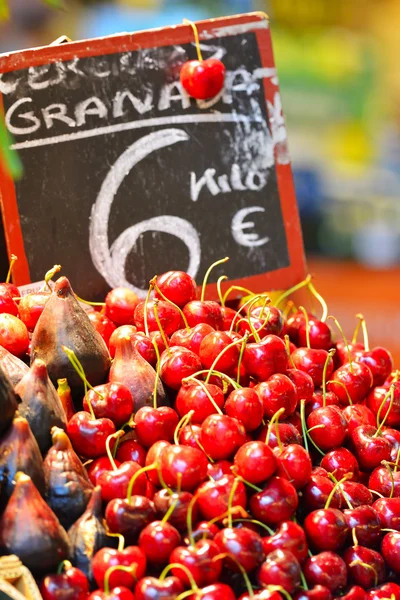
0, 12, 305, 300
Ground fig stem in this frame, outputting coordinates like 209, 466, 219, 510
212, 552, 254, 597
327, 315, 353, 374
62, 346, 104, 408
5, 254, 17, 284
307, 280, 328, 322
159, 562, 199, 590
265, 407, 285, 449
182, 18, 203, 62
325, 473, 352, 509
151, 337, 162, 409
151, 278, 190, 331
200, 257, 229, 302
174, 410, 195, 446
222, 285, 255, 307
153, 299, 171, 356
349, 560, 378, 587
275, 274, 312, 308
236, 335, 247, 385
322, 349, 336, 406
43, 264, 61, 291
204, 335, 248, 385
298, 306, 310, 349
182, 376, 223, 415
126, 463, 155, 504
186, 492, 199, 547
216, 275, 228, 307
56, 560, 72, 574
356, 313, 370, 352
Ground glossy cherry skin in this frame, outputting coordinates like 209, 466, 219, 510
303, 475, 341, 512
355, 346, 393, 387
155, 270, 196, 307
233, 441, 276, 484
381, 531, 400, 573
306, 391, 341, 416
328, 362, 373, 405
195, 583, 236, 600
0, 313, 29, 357
207, 460, 232, 481
134, 406, 178, 447
276, 443, 312, 489
0, 290, 18, 317
180, 58, 225, 100
40, 565, 89, 600
138, 520, 181, 565
304, 508, 349, 551
170, 539, 222, 587
250, 304, 283, 335
145, 440, 170, 485
183, 300, 223, 330
342, 404, 376, 434
92, 546, 146, 589
294, 586, 333, 600
304, 551, 347, 593
344, 545, 385, 588
286, 311, 314, 345
321, 448, 359, 481
159, 346, 202, 390
262, 521, 308, 564
175, 381, 224, 423
291, 347, 334, 388
134, 575, 184, 600
178, 423, 202, 448
134, 299, 182, 336
350, 425, 392, 471
369, 464, 400, 498
339, 481, 372, 508
225, 387, 263, 431
286, 368, 315, 401
87, 456, 121, 485
367, 382, 400, 428
198, 330, 239, 373
18, 291, 49, 331
373, 497, 400, 530
343, 505, 381, 547
108, 326, 138, 359
243, 335, 288, 382
214, 527, 264, 571
336, 340, 364, 366
250, 476, 298, 525
105, 495, 155, 543
240, 591, 282, 600
98, 460, 146, 503
67, 412, 116, 458
255, 373, 297, 419
298, 318, 332, 351
382, 427, 400, 461
159, 444, 208, 491
257, 549, 301, 594
88, 311, 116, 347
197, 474, 247, 521
259, 421, 302, 449
83, 382, 134, 428
105, 288, 139, 326
307, 405, 347, 451
367, 583, 400, 600
337, 587, 368, 600
170, 323, 214, 355
200, 414, 245, 461
153, 489, 195, 532
88, 587, 134, 600
116, 439, 146, 466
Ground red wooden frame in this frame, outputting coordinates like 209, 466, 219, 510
0, 12, 306, 295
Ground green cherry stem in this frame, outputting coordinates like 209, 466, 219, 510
143, 280, 154, 337
5, 254, 17, 285
182, 376, 223, 415
204, 335, 249, 384
236, 335, 247, 385
216, 275, 229, 307
307, 280, 328, 322
159, 562, 199, 589
153, 299, 171, 357
182, 18, 203, 62
103, 565, 135, 595
298, 306, 310, 349
186, 493, 199, 548
265, 407, 285, 448
151, 277, 190, 331
222, 285, 255, 307
356, 314, 370, 352
325, 474, 352, 509
200, 257, 229, 302
106, 532, 125, 552
56, 560, 72, 575
151, 337, 162, 409
327, 315, 354, 374
284, 335, 296, 368
106, 432, 124, 471
228, 294, 267, 335
382, 461, 395, 499
62, 346, 104, 402
322, 349, 336, 406
375, 376, 399, 436
275, 274, 312, 308
213, 552, 254, 598
349, 561, 378, 587
161, 496, 180, 524
126, 464, 156, 504
43, 263, 61, 291
227, 478, 240, 528
174, 410, 195, 446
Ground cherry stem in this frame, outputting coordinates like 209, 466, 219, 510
207, 507, 248, 528
216, 275, 228, 306
245, 302, 272, 342
327, 472, 354, 510
103, 565, 134, 595
299, 569, 309, 591
212, 553, 254, 598
186, 492, 198, 547
231, 518, 274, 535
228, 294, 266, 335
352, 527, 359, 546
204, 335, 249, 384
370, 489, 385, 499
183, 376, 223, 414
174, 410, 195, 446
382, 461, 396, 499
227, 478, 240, 528
231, 471, 262, 493
126, 464, 155, 504
155, 462, 174, 496
188, 368, 241, 390
188, 421, 214, 462
356, 313, 370, 352
327, 315, 353, 374
275, 274, 312, 308
151, 337, 162, 409
143, 281, 153, 337
182, 18, 203, 62
112, 422, 134, 457
326, 379, 353, 406
160, 562, 199, 590
283, 300, 296, 319
236, 335, 247, 385
298, 306, 310, 349
325, 473, 352, 509
5, 254, 17, 284
161, 495, 179, 524
300, 400, 309, 454
175, 592, 198, 600
284, 335, 296, 368
394, 447, 400, 474
106, 432, 123, 471
307, 280, 328, 322
375, 376, 399, 436
106, 532, 125, 552
56, 560, 72, 575
349, 560, 378, 587
266, 586, 293, 600
322, 349, 336, 406
222, 285, 255, 307
265, 407, 285, 449
62, 346, 104, 406
151, 278, 190, 331
200, 257, 229, 302
153, 299, 170, 356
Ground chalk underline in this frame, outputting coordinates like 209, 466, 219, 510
10, 113, 264, 150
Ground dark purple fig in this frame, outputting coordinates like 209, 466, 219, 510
0, 415, 45, 508
0, 472, 70, 574
30, 276, 111, 403
109, 334, 166, 411
44, 427, 93, 529
0, 364, 18, 436
15, 359, 67, 455
68, 486, 113, 586
0, 344, 28, 386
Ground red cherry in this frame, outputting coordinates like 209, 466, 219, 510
336, 339, 364, 366
98, 460, 147, 503
170, 323, 214, 355
381, 531, 400, 573
214, 526, 264, 571
344, 545, 385, 588
369, 463, 400, 498
0, 313, 29, 357
234, 441, 277, 484
294, 586, 333, 600
200, 414, 245, 461
105, 288, 140, 326
18, 291, 49, 331
291, 348, 334, 388
67, 412, 116, 458
0, 290, 18, 317
307, 406, 347, 451
342, 404, 376, 434
367, 382, 400, 428
83, 383, 134, 428
350, 425, 392, 471
175, 380, 225, 423
138, 520, 181, 565
183, 300, 223, 330
298, 318, 333, 351
40, 564, 89, 600
153, 489, 195, 532
338, 481, 372, 508
250, 476, 298, 525
306, 391, 341, 415
195, 583, 236, 600
343, 505, 381, 547
221, 306, 238, 331
225, 387, 264, 431
134, 406, 178, 447
170, 539, 222, 587
286, 368, 315, 401
382, 427, 400, 461
134, 300, 182, 336
320, 448, 359, 481
199, 331, 239, 373
197, 474, 247, 521
303, 474, 341, 512
108, 326, 137, 359
243, 335, 288, 381
180, 58, 225, 100
259, 421, 302, 449
88, 311, 116, 347
304, 551, 347, 593
155, 270, 197, 307
135, 576, 184, 600
116, 438, 146, 466
92, 546, 146, 589
105, 495, 155, 543
159, 444, 208, 491
255, 373, 297, 419
187, 521, 220, 544
87, 456, 121, 485
159, 346, 201, 390
89, 587, 134, 600
276, 443, 312, 489
257, 549, 301, 594
145, 440, 170, 485
286, 310, 315, 345
304, 508, 349, 551
327, 362, 373, 405
178, 423, 202, 448
249, 305, 284, 336
206, 460, 232, 481
262, 521, 308, 564
373, 497, 400, 530
367, 583, 400, 600
354, 346, 393, 387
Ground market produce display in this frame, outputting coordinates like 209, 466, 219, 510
0, 259, 399, 600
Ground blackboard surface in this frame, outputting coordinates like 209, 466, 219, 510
0, 13, 306, 300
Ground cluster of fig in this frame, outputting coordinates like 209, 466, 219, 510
0, 257, 400, 600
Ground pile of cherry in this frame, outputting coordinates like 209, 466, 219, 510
0, 260, 400, 600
